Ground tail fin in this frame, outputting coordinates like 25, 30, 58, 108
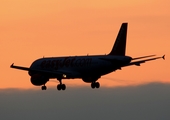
108, 23, 128, 56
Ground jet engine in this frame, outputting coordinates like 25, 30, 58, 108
82, 76, 100, 83
30, 74, 49, 86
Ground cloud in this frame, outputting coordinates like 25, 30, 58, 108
1, 82, 170, 120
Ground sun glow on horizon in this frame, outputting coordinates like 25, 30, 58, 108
0, 0, 169, 89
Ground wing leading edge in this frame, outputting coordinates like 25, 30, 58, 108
10, 63, 73, 77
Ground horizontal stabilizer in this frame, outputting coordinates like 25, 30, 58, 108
132, 55, 156, 60
162, 55, 165, 60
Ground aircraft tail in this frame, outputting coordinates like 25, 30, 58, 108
108, 23, 128, 56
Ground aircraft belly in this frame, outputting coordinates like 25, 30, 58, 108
73, 62, 114, 77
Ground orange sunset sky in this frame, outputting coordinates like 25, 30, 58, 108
0, 0, 170, 89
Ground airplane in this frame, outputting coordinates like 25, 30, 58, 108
10, 23, 165, 90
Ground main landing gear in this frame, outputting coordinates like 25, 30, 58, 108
91, 82, 100, 89
57, 84, 66, 90
41, 85, 47, 90
57, 78, 66, 91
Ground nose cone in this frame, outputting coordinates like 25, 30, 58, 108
28, 58, 43, 76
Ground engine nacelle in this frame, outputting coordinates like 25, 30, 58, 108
30, 74, 49, 86
82, 76, 100, 83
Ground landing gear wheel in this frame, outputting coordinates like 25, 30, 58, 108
61, 84, 66, 90
95, 82, 100, 88
91, 82, 100, 89
57, 77, 66, 91
57, 84, 66, 91
91, 83, 95, 89
57, 84, 62, 91
41, 85, 47, 90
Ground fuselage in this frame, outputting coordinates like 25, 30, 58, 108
29, 55, 132, 79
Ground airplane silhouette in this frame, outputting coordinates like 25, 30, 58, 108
10, 23, 165, 90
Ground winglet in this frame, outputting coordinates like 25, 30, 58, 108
10, 63, 14, 68
162, 55, 165, 60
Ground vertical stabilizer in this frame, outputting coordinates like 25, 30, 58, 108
108, 23, 128, 56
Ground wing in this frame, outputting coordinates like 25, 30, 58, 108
10, 63, 30, 71
123, 55, 165, 67
10, 63, 77, 78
